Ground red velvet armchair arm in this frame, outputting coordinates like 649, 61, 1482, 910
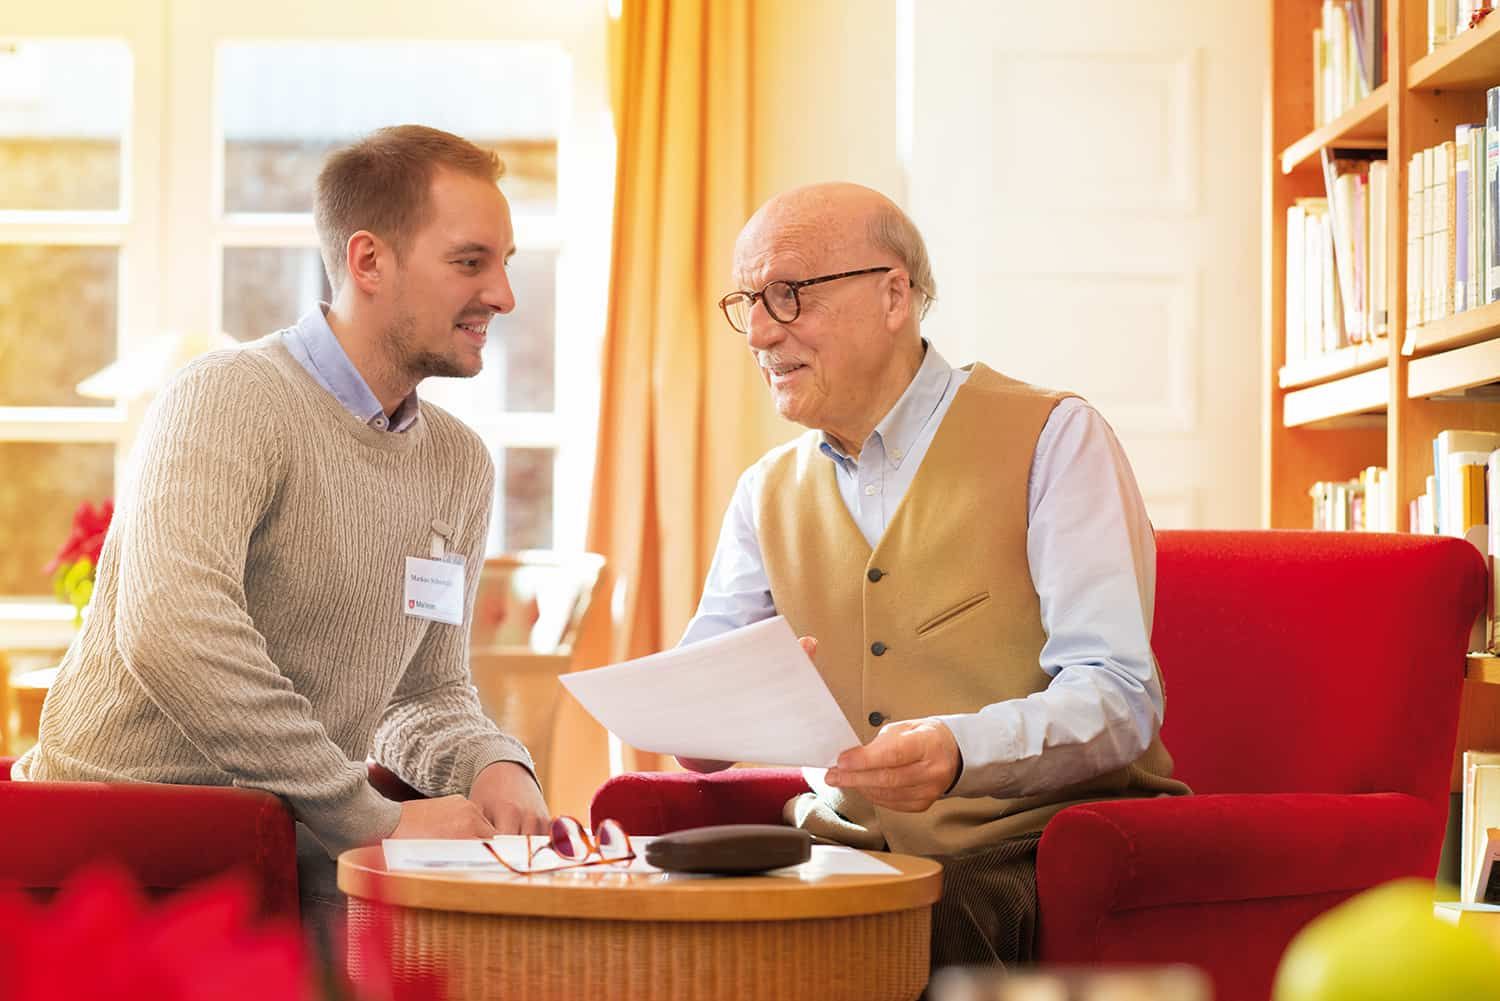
0, 760, 428, 921
1036, 792, 1442, 995
0, 776, 298, 919
590, 768, 811, 834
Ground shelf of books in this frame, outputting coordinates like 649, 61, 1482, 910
1469, 654, 1500, 683
1280, 83, 1391, 174
1279, 337, 1390, 387
1409, 4, 1500, 89
1269, 1, 1500, 838
1405, 297, 1500, 354
1409, 335, 1500, 395
1282, 364, 1391, 424
1269, 0, 1500, 533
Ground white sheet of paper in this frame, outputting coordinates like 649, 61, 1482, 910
382, 837, 898, 878
558, 615, 861, 767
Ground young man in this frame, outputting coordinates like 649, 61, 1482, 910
15, 125, 547, 923
682, 182, 1189, 969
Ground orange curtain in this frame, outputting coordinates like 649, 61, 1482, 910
581, 0, 781, 774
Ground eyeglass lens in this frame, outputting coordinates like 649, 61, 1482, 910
762, 282, 798, 323
725, 281, 800, 333
548, 815, 632, 861
550, 816, 590, 859
596, 818, 631, 860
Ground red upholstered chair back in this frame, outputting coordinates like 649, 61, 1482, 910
1151, 530, 1482, 810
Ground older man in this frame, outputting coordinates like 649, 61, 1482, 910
678, 182, 1188, 969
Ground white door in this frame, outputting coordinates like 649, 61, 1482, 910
907, 0, 1266, 529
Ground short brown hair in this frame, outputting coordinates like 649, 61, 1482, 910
314, 124, 504, 294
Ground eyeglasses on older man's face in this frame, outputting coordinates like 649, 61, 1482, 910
717, 266, 895, 334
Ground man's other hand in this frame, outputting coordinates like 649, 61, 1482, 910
389, 794, 498, 839
469, 760, 550, 835
824, 717, 960, 812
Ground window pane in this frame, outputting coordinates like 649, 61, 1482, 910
219, 42, 563, 215
0, 443, 114, 596
222, 247, 331, 342
0, 245, 118, 406
500, 448, 554, 552
419, 250, 556, 416
0, 40, 130, 211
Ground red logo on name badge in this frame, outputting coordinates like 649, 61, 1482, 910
408, 599, 415, 609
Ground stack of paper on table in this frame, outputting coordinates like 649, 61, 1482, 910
382, 837, 899, 877
558, 615, 861, 768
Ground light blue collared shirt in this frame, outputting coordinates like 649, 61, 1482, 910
282, 305, 419, 432
681, 343, 1162, 800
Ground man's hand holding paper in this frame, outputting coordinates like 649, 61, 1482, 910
558, 619, 858, 768
824, 717, 962, 813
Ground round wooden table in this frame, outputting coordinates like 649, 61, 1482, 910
338, 845, 942, 1001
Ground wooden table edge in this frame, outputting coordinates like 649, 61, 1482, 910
338, 846, 943, 921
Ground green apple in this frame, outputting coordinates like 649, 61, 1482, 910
1274, 879, 1500, 1001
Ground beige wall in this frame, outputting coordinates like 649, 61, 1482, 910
752, 0, 904, 204
748, 0, 1268, 530
746, 0, 904, 451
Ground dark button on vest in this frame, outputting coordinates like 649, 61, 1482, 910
871, 641, 887, 656
868, 711, 886, 727
867, 567, 884, 582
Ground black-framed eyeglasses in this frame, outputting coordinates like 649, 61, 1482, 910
718, 266, 894, 334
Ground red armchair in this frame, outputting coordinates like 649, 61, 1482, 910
0, 758, 424, 920
589, 530, 1486, 1001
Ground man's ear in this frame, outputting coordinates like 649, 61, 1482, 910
883, 267, 913, 333
345, 230, 385, 296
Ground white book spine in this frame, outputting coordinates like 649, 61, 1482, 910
1489, 450, 1500, 652
1287, 206, 1306, 364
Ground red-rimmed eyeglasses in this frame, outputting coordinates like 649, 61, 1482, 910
482, 816, 635, 874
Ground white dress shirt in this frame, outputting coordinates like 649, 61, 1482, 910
681, 343, 1162, 799
283, 304, 419, 432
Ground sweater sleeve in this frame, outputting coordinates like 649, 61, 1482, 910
370, 444, 535, 797
112, 354, 401, 855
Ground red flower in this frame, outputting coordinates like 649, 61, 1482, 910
43, 498, 113, 576
0, 866, 446, 1001
0, 866, 310, 1001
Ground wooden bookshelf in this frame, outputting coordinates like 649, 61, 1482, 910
1404, 299, 1500, 355
1282, 366, 1390, 425
1408, 337, 1500, 397
1269, 0, 1500, 795
1280, 83, 1391, 174
1468, 654, 1500, 684
1279, 338, 1390, 388
1408, 9, 1500, 90
1267, 0, 1500, 528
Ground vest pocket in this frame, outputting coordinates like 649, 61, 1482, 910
915, 591, 992, 637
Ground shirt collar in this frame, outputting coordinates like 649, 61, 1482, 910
293, 304, 419, 432
818, 340, 954, 468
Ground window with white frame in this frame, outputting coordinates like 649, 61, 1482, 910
0, 4, 612, 623
0, 38, 135, 612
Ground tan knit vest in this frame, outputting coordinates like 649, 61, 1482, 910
754, 363, 1186, 856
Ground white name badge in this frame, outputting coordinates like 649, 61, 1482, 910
404, 555, 465, 625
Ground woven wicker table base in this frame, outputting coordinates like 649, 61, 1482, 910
348, 898, 931, 1001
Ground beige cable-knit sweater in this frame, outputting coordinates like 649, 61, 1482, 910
14, 335, 533, 856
